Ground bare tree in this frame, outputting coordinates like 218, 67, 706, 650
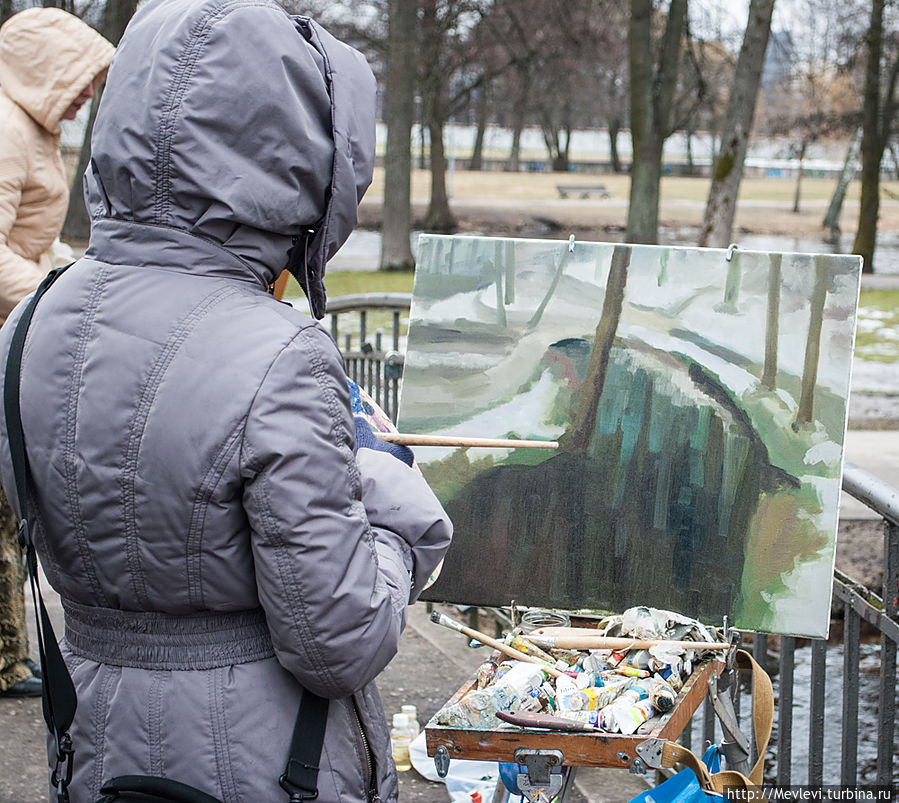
380, 0, 417, 271
823, 127, 862, 241
62, 0, 139, 242
698, 0, 776, 248
852, 0, 899, 273
626, 0, 687, 244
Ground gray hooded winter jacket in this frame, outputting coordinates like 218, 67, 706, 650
0, 1, 452, 801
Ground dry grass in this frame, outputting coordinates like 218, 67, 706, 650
362, 168, 899, 237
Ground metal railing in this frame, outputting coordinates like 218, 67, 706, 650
330, 293, 898, 786
327, 292, 410, 423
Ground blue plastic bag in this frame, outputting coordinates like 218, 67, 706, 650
627, 767, 724, 802
628, 745, 725, 802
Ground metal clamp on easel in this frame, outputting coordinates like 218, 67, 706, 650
707, 630, 750, 775
511, 749, 569, 803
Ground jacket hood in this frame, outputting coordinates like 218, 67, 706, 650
85, 0, 376, 314
0, 7, 114, 133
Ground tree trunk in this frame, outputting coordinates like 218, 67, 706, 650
380, 0, 417, 271
507, 75, 530, 172
469, 86, 489, 171
852, 0, 886, 274
424, 115, 455, 231
792, 139, 807, 213
823, 128, 861, 241
625, 0, 687, 244
698, 0, 776, 248
608, 116, 622, 173
62, 0, 138, 243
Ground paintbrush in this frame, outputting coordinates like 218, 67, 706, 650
522, 632, 730, 652
374, 433, 559, 449
429, 611, 564, 677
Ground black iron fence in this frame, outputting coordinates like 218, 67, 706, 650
330, 292, 898, 787
327, 292, 410, 423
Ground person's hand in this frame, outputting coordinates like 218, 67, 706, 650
353, 417, 415, 467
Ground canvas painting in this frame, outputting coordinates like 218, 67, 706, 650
398, 235, 862, 638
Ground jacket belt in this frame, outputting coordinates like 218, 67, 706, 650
62, 599, 275, 670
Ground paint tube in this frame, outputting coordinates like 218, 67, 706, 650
557, 679, 632, 711
597, 696, 656, 734
608, 649, 628, 667
436, 691, 501, 729
582, 651, 612, 673
489, 661, 546, 711
654, 663, 684, 692
476, 651, 501, 689
554, 673, 578, 697
620, 649, 652, 669
557, 709, 601, 727
507, 635, 555, 664
649, 677, 678, 713
613, 665, 650, 678
540, 681, 558, 711
517, 685, 552, 713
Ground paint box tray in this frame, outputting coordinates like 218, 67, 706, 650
425, 657, 723, 771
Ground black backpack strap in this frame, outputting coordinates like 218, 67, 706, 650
280, 690, 330, 801
3, 266, 78, 803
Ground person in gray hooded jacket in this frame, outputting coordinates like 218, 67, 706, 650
0, 1, 453, 801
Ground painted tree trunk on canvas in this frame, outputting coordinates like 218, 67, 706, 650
566, 245, 631, 451
380, 0, 417, 271
698, 0, 776, 249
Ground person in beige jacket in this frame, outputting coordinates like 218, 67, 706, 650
0, 7, 113, 697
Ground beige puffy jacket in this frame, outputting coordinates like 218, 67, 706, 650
0, 8, 113, 324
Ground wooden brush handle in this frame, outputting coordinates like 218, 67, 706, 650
374, 432, 559, 449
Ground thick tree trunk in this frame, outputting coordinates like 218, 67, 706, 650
699, 0, 776, 248
852, 0, 886, 274
626, 0, 686, 244
380, 0, 417, 271
424, 116, 455, 231
608, 117, 622, 173
507, 75, 530, 172
823, 128, 861, 241
62, 0, 138, 243
469, 86, 490, 171
792, 139, 807, 213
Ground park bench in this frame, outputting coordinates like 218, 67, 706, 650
556, 183, 611, 199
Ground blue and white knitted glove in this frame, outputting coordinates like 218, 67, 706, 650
353, 416, 415, 467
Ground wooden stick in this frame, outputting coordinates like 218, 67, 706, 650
523, 633, 730, 652
429, 612, 564, 677
375, 432, 559, 449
